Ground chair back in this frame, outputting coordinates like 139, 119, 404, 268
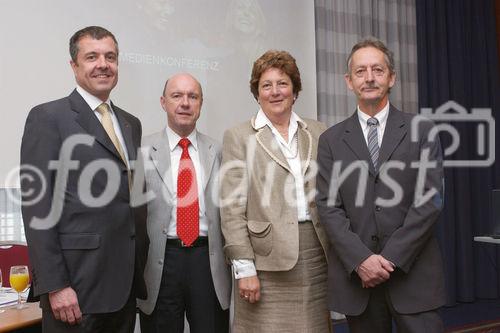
0, 243, 30, 288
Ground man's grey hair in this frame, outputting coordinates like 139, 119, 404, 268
346, 37, 395, 75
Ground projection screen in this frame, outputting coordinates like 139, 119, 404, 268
0, 0, 317, 186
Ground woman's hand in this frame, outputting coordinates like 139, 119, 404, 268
238, 275, 261, 303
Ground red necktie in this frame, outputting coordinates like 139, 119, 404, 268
176, 138, 199, 246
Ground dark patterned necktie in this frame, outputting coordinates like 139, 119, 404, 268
367, 117, 379, 171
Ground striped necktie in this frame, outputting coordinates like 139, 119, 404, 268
367, 117, 379, 171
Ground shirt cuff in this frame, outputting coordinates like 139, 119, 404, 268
232, 259, 257, 279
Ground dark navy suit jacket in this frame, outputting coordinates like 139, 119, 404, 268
21, 89, 148, 313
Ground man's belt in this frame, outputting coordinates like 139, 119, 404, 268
166, 236, 208, 248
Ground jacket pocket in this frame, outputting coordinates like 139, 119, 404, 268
59, 233, 101, 250
247, 220, 272, 256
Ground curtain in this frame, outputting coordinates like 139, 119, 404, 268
416, 0, 500, 304
315, 0, 419, 126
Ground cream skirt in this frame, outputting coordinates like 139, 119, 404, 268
233, 222, 330, 333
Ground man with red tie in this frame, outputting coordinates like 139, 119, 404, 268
137, 73, 231, 333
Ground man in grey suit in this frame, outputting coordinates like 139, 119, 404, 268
137, 73, 231, 333
316, 38, 446, 332
20, 26, 147, 332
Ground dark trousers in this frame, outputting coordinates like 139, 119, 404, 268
139, 244, 229, 333
42, 291, 136, 333
346, 285, 443, 333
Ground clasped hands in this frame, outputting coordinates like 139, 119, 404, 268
238, 275, 261, 303
357, 254, 394, 288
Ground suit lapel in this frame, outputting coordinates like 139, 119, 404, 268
113, 103, 136, 161
342, 112, 376, 175
150, 130, 174, 196
378, 106, 407, 169
71, 90, 126, 165
297, 123, 312, 175
197, 133, 216, 191
255, 126, 291, 173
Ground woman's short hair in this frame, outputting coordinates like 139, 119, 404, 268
250, 50, 302, 100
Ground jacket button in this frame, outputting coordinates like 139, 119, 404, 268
371, 235, 379, 241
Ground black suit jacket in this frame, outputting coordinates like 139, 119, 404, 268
20, 89, 148, 314
316, 106, 446, 315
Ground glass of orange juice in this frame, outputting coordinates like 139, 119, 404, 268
0, 268, 4, 313
9, 266, 29, 309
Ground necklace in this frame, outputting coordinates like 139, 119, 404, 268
280, 132, 299, 159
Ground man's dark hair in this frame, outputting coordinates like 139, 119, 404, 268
69, 26, 118, 62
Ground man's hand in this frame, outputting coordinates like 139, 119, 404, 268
48, 287, 82, 325
238, 275, 261, 304
357, 254, 394, 288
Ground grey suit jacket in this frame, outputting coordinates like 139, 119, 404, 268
20, 89, 147, 314
137, 129, 231, 314
316, 106, 446, 315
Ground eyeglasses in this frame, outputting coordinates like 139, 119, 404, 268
352, 66, 388, 78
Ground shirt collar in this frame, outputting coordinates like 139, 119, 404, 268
76, 85, 113, 113
165, 126, 198, 152
357, 101, 389, 128
254, 108, 305, 131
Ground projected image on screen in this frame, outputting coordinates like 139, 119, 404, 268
136, 0, 175, 32
225, 0, 266, 61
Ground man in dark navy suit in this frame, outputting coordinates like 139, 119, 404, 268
20, 26, 147, 333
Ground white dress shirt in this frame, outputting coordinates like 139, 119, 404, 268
357, 101, 389, 148
233, 109, 311, 279
76, 85, 130, 167
254, 109, 311, 221
165, 126, 208, 238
